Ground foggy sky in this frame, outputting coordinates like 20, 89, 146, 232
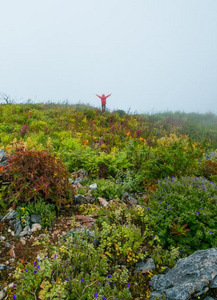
0, 0, 217, 113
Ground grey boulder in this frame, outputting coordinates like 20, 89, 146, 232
149, 248, 217, 300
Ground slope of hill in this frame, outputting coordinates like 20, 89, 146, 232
0, 103, 217, 299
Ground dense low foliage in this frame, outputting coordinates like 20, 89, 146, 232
145, 176, 217, 255
16, 199, 56, 228
7, 202, 178, 299
0, 103, 217, 299
0, 103, 211, 189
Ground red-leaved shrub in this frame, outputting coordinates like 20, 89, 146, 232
2, 147, 73, 209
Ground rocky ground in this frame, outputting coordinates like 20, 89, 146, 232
0, 202, 100, 298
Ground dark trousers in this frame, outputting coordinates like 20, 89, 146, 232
102, 104, 106, 112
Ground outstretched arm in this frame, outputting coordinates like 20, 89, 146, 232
105, 94, 111, 99
96, 94, 102, 99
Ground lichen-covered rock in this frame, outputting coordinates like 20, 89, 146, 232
149, 248, 217, 300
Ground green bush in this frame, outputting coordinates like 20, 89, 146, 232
202, 159, 217, 181
95, 200, 180, 268
95, 221, 146, 267
16, 199, 56, 228
145, 176, 217, 255
91, 179, 123, 199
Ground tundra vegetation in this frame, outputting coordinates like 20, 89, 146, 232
0, 103, 217, 299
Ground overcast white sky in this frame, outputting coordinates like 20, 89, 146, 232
0, 0, 217, 113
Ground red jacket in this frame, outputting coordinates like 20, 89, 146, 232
96, 94, 111, 105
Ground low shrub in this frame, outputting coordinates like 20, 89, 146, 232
145, 176, 217, 255
202, 160, 217, 181
9, 227, 133, 300
95, 200, 180, 268
7, 201, 181, 299
16, 199, 56, 228
91, 179, 123, 199
2, 147, 74, 209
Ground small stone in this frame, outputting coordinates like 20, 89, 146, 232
98, 197, 109, 207
36, 254, 41, 261
53, 230, 60, 235
30, 214, 41, 224
89, 183, 97, 190
14, 219, 22, 236
68, 178, 74, 184
2, 210, 17, 221
76, 169, 88, 177
3, 241, 12, 248
31, 223, 42, 232
66, 219, 72, 225
20, 237, 26, 245
9, 247, 16, 258
7, 228, 11, 233
0, 236, 6, 242
0, 264, 7, 271
8, 282, 14, 288
75, 177, 83, 184
28, 236, 35, 242
19, 225, 32, 236
74, 194, 87, 204
38, 233, 47, 239
0, 149, 7, 161
0, 288, 6, 300
85, 195, 95, 204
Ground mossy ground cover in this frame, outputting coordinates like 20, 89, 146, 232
0, 103, 217, 299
